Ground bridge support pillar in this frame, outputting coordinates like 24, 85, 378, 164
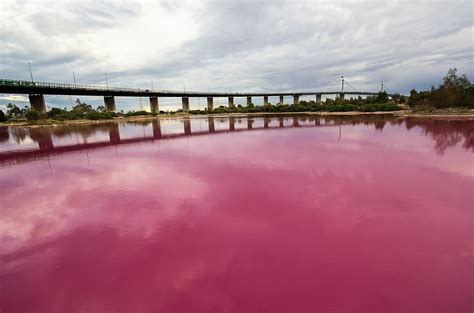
293, 95, 299, 105
104, 96, 116, 112
228, 97, 234, 108
182, 97, 190, 112
316, 94, 322, 103
263, 96, 269, 107
150, 97, 159, 114
207, 97, 214, 111
279, 95, 284, 105
29, 94, 46, 113
247, 96, 252, 106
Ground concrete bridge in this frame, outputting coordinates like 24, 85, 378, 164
0, 79, 395, 113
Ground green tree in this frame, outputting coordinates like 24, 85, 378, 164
442, 68, 471, 89
408, 69, 472, 108
25, 110, 40, 121
376, 91, 389, 103
0, 110, 7, 122
72, 99, 94, 114
6, 103, 23, 118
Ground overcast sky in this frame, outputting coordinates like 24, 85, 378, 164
1, 0, 473, 111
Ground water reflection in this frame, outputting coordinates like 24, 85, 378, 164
0, 114, 472, 312
405, 117, 474, 155
0, 115, 472, 166
0, 126, 9, 143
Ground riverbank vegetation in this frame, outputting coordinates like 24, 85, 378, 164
189, 92, 401, 115
0, 92, 401, 124
0, 99, 156, 124
408, 68, 473, 111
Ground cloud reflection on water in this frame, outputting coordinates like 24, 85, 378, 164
0, 115, 472, 312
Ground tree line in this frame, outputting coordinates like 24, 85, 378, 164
189, 92, 402, 114
0, 98, 155, 122
408, 68, 473, 109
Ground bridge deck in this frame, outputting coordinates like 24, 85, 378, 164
0, 79, 393, 97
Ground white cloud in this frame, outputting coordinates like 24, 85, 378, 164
0, 0, 472, 110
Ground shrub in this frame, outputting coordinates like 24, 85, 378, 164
408, 68, 473, 108
122, 110, 152, 117
25, 110, 40, 121
84, 111, 117, 120
0, 110, 7, 122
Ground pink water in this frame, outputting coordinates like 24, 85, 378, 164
0, 115, 472, 313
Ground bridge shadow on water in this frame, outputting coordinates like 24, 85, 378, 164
0, 115, 472, 166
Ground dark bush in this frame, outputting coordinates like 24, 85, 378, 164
47, 107, 67, 118
25, 110, 40, 121
0, 110, 7, 122
123, 110, 152, 117
408, 68, 473, 109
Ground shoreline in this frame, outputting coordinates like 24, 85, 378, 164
2, 110, 474, 128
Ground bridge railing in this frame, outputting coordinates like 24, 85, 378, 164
0, 78, 394, 97
0, 78, 163, 93
0, 79, 251, 95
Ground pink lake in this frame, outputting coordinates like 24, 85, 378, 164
0, 115, 472, 313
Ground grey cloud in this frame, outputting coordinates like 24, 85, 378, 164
0, 0, 473, 111
136, 1, 472, 94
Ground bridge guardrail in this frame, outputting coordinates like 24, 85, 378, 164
0, 79, 394, 96
0, 78, 163, 93
0, 79, 245, 95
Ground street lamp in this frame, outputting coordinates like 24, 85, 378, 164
72, 71, 77, 87
105, 72, 109, 89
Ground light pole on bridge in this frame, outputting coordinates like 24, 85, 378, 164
72, 71, 77, 88
105, 72, 109, 90
341, 75, 345, 92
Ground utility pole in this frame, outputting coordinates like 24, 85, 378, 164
105, 72, 109, 90
381, 81, 384, 92
341, 76, 345, 92
28, 62, 34, 82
